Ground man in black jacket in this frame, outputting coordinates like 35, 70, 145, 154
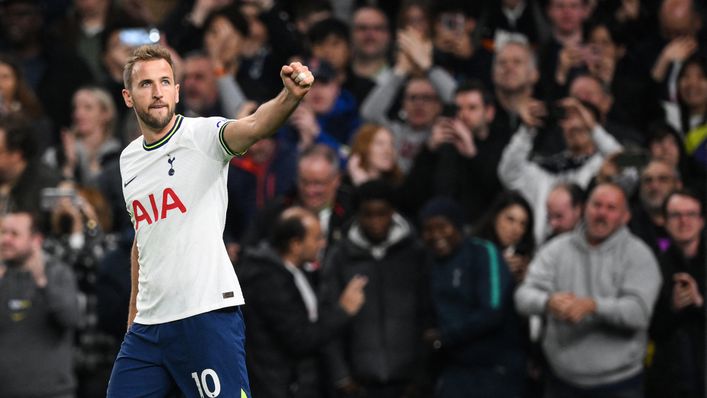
321, 180, 432, 397
238, 207, 367, 398
648, 189, 705, 398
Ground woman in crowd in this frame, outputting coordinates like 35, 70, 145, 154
476, 190, 536, 284
0, 54, 53, 150
44, 86, 121, 188
345, 123, 403, 188
665, 54, 707, 136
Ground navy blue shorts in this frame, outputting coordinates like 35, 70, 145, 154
107, 307, 251, 398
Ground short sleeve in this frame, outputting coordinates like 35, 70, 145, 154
188, 117, 244, 162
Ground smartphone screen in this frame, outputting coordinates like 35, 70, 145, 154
119, 28, 160, 47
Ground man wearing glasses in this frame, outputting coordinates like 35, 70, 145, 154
648, 189, 705, 398
629, 159, 683, 254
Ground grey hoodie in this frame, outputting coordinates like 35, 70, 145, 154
515, 226, 662, 386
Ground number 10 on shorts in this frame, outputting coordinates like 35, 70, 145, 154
191, 369, 221, 397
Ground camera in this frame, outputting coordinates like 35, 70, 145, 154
543, 102, 567, 125
40, 187, 79, 211
548, 104, 567, 121
119, 28, 160, 47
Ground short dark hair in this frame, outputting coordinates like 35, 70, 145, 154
354, 179, 395, 211
0, 116, 37, 160
647, 120, 681, 145
308, 18, 350, 45
569, 73, 611, 97
292, 0, 333, 22
4, 210, 41, 235
662, 188, 704, 218
269, 208, 311, 254
203, 4, 250, 39
431, 0, 476, 19
583, 19, 627, 47
455, 79, 494, 106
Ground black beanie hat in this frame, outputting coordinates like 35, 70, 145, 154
419, 197, 466, 231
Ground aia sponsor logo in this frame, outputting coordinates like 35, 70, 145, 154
132, 188, 186, 230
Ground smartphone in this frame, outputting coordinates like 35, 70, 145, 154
40, 187, 78, 211
441, 103, 459, 118
543, 102, 567, 125
119, 28, 160, 47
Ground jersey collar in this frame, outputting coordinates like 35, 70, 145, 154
143, 114, 184, 151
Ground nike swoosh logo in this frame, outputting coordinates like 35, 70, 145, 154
124, 175, 137, 188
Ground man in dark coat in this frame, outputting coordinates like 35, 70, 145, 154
238, 207, 367, 398
648, 189, 705, 398
321, 180, 432, 397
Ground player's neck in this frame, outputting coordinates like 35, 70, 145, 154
139, 114, 177, 144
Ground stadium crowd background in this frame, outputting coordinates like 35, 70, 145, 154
0, 0, 704, 397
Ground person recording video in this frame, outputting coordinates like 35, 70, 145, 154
498, 95, 624, 242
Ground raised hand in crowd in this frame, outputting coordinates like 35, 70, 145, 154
24, 235, 47, 288
556, 44, 588, 85
586, 45, 617, 85
615, 0, 641, 22
60, 128, 78, 180
672, 272, 705, 310
347, 154, 371, 186
652, 36, 698, 82
186, 0, 232, 27
559, 97, 598, 131
289, 104, 320, 150
393, 37, 416, 76
205, 13, 242, 75
397, 28, 433, 73
427, 117, 476, 157
517, 97, 547, 128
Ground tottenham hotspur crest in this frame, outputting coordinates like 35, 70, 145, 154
167, 154, 176, 176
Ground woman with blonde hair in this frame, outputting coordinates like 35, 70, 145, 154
44, 86, 121, 188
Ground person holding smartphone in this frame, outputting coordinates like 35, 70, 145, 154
432, 5, 494, 87
648, 189, 705, 398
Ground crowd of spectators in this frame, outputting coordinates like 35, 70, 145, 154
0, 0, 704, 397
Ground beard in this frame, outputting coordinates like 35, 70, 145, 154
2, 249, 32, 268
135, 105, 174, 131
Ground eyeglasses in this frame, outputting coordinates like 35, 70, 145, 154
298, 176, 337, 188
666, 211, 702, 220
641, 175, 674, 184
404, 94, 439, 103
353, 24, 388, 32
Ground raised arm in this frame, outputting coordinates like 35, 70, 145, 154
221, 62, 313, 154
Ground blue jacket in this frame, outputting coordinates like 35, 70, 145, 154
430, 237, 526, 369
277, 88, 361, 152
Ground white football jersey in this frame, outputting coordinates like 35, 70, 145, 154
120, 115, 244, 324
